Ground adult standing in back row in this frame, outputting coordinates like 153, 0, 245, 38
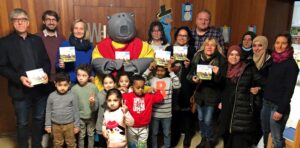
192, 9, 225, 51
0, 8, 51, 148
261, 33, 299, 148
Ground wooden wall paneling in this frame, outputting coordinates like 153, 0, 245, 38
203, 0, 217, 26
145, 0, 160, 37
27, 0, 38, 33
12, 0, 21, 8
229, 0, 267, 45
0, 0, 10, 36
74, 0, 121, 7
0, 77, 16, 134
263, 0, 293, 48
215, 0, 231, 27
59, 0, 74, 38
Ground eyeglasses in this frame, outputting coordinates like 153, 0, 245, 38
45, 18, 57, 22
12, 18, 28, 23
178, 34, 188, 38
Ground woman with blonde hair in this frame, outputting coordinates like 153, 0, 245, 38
187, 37, 227, 147
56, 19, 94, 84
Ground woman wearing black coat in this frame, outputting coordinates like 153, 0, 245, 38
165, 26, 196, 148
251, 36, 272, 146
261, 33, 299, 148
219, 45, 263, 148
186, 37, 227, 148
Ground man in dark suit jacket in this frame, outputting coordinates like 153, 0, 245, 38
0, 8, 50, 148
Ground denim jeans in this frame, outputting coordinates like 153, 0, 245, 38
197, 104, 214, 139
261, 100, 289, 148
13, 95, 47, 148
150, 117, 171, 148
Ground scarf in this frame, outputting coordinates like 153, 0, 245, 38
226, 45, 247, 82
69, 35, 92, 51
97, 37, 142, 60
199, 50, 217, 65
242, 46, 252, 51
253, 36, 268, 70
272, 49, 294, 63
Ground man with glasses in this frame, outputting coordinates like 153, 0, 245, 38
36, 10, 65, 82
0, 8, 50, 148
192, 9, 225, 51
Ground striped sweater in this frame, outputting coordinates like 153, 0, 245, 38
142, 69, 181, 118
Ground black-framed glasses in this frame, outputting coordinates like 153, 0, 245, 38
45, 18, 57, 22
12, 18, 28, 23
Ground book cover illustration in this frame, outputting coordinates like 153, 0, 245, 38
197, 64, 213, 80
173, 46, 188, 61
115, 51, 130, 62
155, 50, 171, 66
59, 46, 76, 62
26, 68, 46, 86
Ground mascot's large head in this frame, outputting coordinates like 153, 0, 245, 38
107, 12, 136, 43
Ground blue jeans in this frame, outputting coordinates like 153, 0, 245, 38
261, 100, 289, 148
150, 117, 171, 148
13, 95, 47, 148
197, 104, 214, 139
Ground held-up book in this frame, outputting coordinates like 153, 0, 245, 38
115, 51, 130, 62
59, 46, 76, 62
173, 46, 188, 61
26, 68, 46, 86
197, 65, 213, 80
155, 50, 171, 67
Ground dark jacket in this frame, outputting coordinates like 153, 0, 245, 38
220, 63, 263, 133
187, 50, 227, 106
0, 32, 51, 99
264, 56, 299, 114
165, 45, 196, 108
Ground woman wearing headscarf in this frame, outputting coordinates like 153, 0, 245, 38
251, 36, 272, 146
239, 31, 256, 62
218, 45, 263, 148
261, 33, 299, 148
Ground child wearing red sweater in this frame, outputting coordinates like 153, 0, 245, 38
123, 75, 163, 148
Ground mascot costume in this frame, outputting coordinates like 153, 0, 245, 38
92, 12, 154, 90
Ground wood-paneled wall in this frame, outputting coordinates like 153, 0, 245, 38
159, 0, 292, 46
0, 0, 293, 134
0, 0, 159, 134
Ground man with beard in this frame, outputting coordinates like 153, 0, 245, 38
36, 10, 65, 82
192, 9, 224, 51
36, 10, 65, 148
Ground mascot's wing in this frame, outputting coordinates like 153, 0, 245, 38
92, 46, 123, 75
123, 42, 154, 74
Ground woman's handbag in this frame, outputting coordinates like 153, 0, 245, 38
190, 84, 200, 113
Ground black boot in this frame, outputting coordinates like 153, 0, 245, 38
204, 139, 215, 148
183, 133, 192, 148
196, 137, 206, 148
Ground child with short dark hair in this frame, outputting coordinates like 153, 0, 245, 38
122, 75, 164, 147
71, 64, 98, 148
117, 72, 132, 94
102, 88, 134, 147
45, 72, 80, 147
142, 62, 181, 148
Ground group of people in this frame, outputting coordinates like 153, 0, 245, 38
0, 7, 298, 148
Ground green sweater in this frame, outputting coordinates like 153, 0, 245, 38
71, 82, 99, 119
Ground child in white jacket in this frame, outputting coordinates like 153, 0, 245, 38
102, 88, 134, 148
